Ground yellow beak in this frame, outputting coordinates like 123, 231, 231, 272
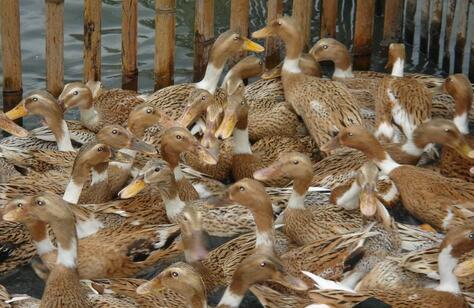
243, 38, 265, 53
136, 278, 162, 295
2, 208, 23, 222
5, 102, 28, 120
452, 142, 474, 160
359, 186, 378, 217
215, 114, 238, 140
0, 112, 28, 137
455, 258, 474, 277
252, 27, 273, 39
118, 177, 146, 199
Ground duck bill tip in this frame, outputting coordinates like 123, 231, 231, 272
5, 103, 28, 121
243, 38, 265, 53
118, 178, 145, 199
253, 165, 282, 181
252, 27, 272, 39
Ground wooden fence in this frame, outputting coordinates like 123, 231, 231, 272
1, 0, 474, 116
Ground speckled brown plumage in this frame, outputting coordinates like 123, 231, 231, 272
0, 221, 36, 277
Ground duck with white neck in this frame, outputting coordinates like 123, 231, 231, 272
304, 224, 474, 308
374, 43, 432, 144
322, 125, 474, 231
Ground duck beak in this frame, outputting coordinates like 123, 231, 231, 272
118, 175, 146, 199
261, 62, 283, 79
179, 104, 203, 128
0, 112, 29, 137
252, 27, 273, 39
192, 142, 218, 165
320, 137, 341, 153
128, 137, 157, 155
5, 101, 28, 120
242, 37, 265, 53
273, 271, 309, 291
2, 208, 23, 222
215, 113, 237, 140
253, 163, 284, 181
359, 184, 378, 217
111, 149, 135, 164
451, 140, 474, 160
136, 278, 162, 295
187, 231, 209, 263
455, 259, 474, 277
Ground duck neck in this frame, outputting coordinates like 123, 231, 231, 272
391, 58, 404, 77
63, 179, 84, 204
288, 173, 312, 209
332, 48, 354, 78
355, 136, 401, 174
452, 95, 471, 135
187, 292, 207, 308
217, 286, 244, 308
252, 200, 275, 255
159, 176, 187, 221
233, 111, 252, 155
90, 167, 108, 186
50, 119, 74, 151
281, 32, 303, 75
400, 137, 425, 158
195, 61, 225, 94
51, 217, 78, 269
436, 245, 461, 293
79, 105, 100, 127
28, 220, 55, 255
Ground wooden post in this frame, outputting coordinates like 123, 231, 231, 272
404, 0, 417, 45
320, 0, 338, 38
229, 0, 249, 66
122, 0, 138, 91
469, 3, 474, 80
382, 0, 403, 46
429, 0, 442, 64
442, 0, 456, 72
292, 0, 314, 49
264, 0, 283, 69
45, 0, 64, 97
453, 0, 469, 73
419, 0, 430, 54
193, 0, 214, 82
84, 0, 101, 82
155, 0, 176, 90
1, 0, 23, 122
353, 0, 376, 70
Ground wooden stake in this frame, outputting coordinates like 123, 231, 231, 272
1, 0, 23, 117
122, 0, 138, 91
193, 0, 214, 82
292, 0, 314, 49
382, 0, 403, 45
353, 0, 376, 70
429, 0, 442, 63
404, 0, 416, 45
264, 0, 283, 69
155, 0, 176, 90
442, 0, 456, 72
229, 0, 249, 66
321, 0, 338, 38
453, 0, 469, 73
45, 0, 64, 97
84, 0, 101, 82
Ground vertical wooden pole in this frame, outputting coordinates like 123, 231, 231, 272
419, 0, 430, 54
353, 0, 376, 69
1, 0, 23, 122
84, 0, 101, 82
429, 0, 442, 63
45, 0, 64, 97
320, 0, 338, 38
442, 0, 456, 72
155, 0, 176, 90
122, 0, 138, 91
292, 0, 314, 49
264, 0, 283, 69
382, 0, 404, 45
453, 0, 469, 73
469, 3, 474, 80
404, 0, 417, 45
193, 0, 214, 82
229, 0, 249, 66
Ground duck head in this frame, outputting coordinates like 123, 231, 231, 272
178, 207, 208, 263
215, 89, 249, 140
58, 81, 102, 110
356, 162, 381, 217
443, 74, 473, 134
178, 88, 215, 128
127, 103, 176, 138
201, 103, 224, 150
254, 152, 313, 182
118, 159, 168, 199
96, 125, 157, 155
222, 55, 264, 86
2, 196, 36, 223
385, 43, 405, 77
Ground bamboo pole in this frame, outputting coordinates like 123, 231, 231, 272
229, 0, 249, 66
320, 0, 338, 38
442, 0, 456, 72
264, 0, 283, 69
193, 0, 214, 82
45, 0, 64, 97
429, 0, 442, 63
1, 0, 23, 118
353, 0, 376, 69
292, 0, 314, 49
84, 0, 101, 82
453, 0, 469, 73
382, 0, 403, 45
155, 0, 176, 90
122, 0, 138, 91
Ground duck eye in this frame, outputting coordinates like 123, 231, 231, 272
154, 167, 160, 172
260, 262, 266, 267
233, 36, 239, 41
323, 45, 328, 49
112, 129, 118, 134
202, 96, 207, 100
239, 186, 245, 191
277, 21, 282, 26
444, 128, 449, 133
171, 271, 179, 278
469, 233, 474, 240
348, 132, 354, 137
97, 146, 104, 152
258, 61, 263, 65
32, 97, 38, 102
17, 203, 22, 208
36, 200, 44, 206
146, 108, 153, 114
293, 160, 299, 165
73, 91, 79, 95
176, 135, 182, 140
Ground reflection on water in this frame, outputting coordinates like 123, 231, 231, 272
1, 0, 446, 129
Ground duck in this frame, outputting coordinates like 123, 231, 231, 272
374, 43, 432, 143
439, 74, 474, 182
305, 224, 474, 308
58, 80, 145, 134
2, 192, 182, 280
321, 125, 474, 231
0, 111, 29, 138
119, 161, 253, 237
215, 75, 318, 186
252, 16, 363, 148
136, 253, 308, 308
145, 31, 264, 120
